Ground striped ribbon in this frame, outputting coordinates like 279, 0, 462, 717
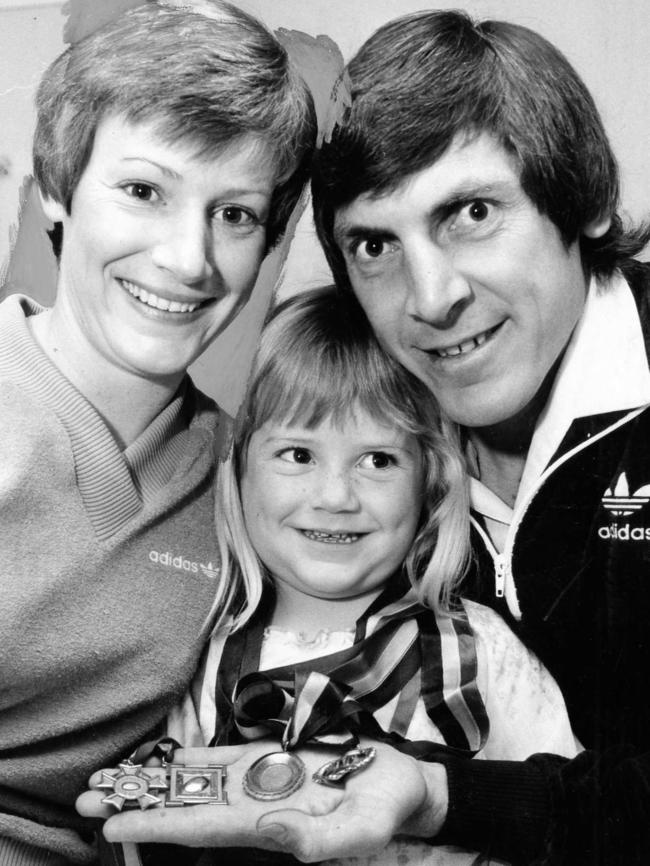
213, 578, 489, 756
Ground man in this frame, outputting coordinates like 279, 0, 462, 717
310, 10, 650, 864
81, 10, 650, 866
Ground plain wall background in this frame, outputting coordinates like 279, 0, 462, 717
1, 0, 648, 406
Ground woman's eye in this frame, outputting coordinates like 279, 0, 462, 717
123, 183, 158, 202
215, 206, 257, 227
359, 451, 395, 470
279, 447, 312, 465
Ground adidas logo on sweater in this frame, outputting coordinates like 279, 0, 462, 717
149, 549, 220, 578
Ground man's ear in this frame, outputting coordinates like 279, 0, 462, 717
583, 214, 611, 239
38, 189, 66, 224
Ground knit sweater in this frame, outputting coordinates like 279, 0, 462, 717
0, 295, 227, 864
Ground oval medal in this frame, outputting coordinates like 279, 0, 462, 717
242, 751, 306, 801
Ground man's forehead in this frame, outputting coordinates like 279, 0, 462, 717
333, 133, 522, 236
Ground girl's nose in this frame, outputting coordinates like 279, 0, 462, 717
314, 469, 360, 512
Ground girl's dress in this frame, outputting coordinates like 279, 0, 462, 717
169, 583, 579, 866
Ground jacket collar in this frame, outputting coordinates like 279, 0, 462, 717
471, 272, 650, 518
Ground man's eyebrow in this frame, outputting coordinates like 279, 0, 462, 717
436, 179, 513, 202
333, 219, 390, 245
334, 178, 517, 243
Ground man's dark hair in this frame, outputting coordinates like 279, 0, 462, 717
313, 10, 649, 287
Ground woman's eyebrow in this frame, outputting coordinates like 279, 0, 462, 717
119, 156, 182, 180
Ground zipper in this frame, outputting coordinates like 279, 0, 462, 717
494, 554, 506, 598
470, 517, 512, 603
471, 406, 647, 612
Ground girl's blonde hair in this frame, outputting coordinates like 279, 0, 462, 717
213, 285, 470, 631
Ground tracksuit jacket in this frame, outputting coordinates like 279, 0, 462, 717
438, 261, 650, 865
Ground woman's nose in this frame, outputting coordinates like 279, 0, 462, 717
151, 211, 214, 285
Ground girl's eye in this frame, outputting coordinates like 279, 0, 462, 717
359, 451, 395, 470
279, 447, 313, 465
123, 182, 159, 202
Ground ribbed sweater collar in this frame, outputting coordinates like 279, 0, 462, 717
0, 294, 201, 541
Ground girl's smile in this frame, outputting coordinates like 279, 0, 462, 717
241, 408, 425, 620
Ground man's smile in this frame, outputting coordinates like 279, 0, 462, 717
426, 321, 505, 360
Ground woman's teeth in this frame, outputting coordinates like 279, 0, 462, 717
302, 530, 360, 544
122, 279, 201, 313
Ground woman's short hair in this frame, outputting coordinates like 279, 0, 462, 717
34, 0, 316, 248
313, 9, 649, 284
213, 285, 470, 629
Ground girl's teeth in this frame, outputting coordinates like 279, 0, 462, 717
302, 530, 360, 544
121, 280, 200, 313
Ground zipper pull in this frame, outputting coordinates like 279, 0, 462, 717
494, 554, 506, 598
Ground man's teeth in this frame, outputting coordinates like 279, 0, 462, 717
302, 530, 360, 544
122, 280, 201, 313
435, 329, 490, 359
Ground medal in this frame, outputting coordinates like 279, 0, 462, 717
313, 746, 376, 787
167, 764, 228, 806
97, 759, 228, 810
97, 763, 169, 811
242, 751, 306, 801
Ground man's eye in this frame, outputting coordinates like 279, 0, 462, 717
123, 183, 158, 202
279, 447, 312, 465
445, 199, 498, 237
467, 200, 489, 221
362, 238, 385, 258
353, 238, 396, 262
359, 451, 395, 470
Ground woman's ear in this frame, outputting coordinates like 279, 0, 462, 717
38, 189, 67, 224
583, 214, 612, 239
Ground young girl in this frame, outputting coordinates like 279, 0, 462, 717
167, 285, 578, 865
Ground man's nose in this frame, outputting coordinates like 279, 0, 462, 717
151, 211, 214, 285
404, 241, 472, 326
314, 469, 360, 512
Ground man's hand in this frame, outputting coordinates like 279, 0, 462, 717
76, 741, 449, 862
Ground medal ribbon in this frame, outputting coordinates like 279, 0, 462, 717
233, 669, 358, 749
215, 579, 489, 755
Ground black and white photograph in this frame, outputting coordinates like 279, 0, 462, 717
0, 1, 648, 864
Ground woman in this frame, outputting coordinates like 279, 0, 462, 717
0, 2, 318, 863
